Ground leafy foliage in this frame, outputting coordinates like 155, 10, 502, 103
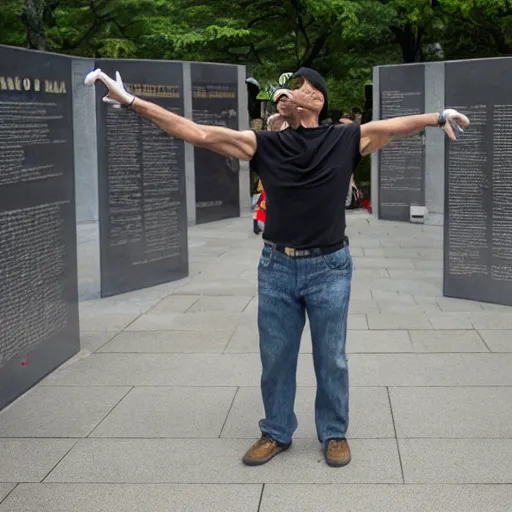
0, 0, 510, 111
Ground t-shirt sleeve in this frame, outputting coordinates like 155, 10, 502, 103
335, 123, 362, 170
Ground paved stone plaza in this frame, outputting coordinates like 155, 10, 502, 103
1, 212, 512, 511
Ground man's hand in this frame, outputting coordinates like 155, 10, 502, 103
438, 109, 470, 141
84, 69, 135, 108
284, 85, 323, 114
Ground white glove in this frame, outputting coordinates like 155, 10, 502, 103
439, 108, 470, 141
84, 69, 135, 109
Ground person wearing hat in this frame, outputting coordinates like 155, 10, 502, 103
85, 66, 469, 468
270, 87, 298, 129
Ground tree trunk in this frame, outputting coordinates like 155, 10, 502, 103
301, 31, 329, 68
21, 0, 59, 51
391, 24, 424, 63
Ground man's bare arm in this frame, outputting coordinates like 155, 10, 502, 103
131, 98, 256, 160
359, 110, 470, 156
359, 113, 439, 156
84, 68, 257, 161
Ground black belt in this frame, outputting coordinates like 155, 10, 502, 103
264, 236, 349, 258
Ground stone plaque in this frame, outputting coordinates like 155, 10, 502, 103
95, 59, 188, 297
378, 65, 426, 221
0, 45, 79, 410
444, 58, 512, 306
191, 63, 240, 224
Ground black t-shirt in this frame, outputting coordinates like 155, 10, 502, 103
250, 123, 361, 248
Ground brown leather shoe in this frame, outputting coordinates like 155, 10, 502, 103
324, 438, 351, 467
242, 435, 291, 466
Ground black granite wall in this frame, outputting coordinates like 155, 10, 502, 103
443, 58, 512, 306
94, 59, 189, 297
0, 45, 79, 410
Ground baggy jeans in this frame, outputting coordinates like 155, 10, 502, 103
257, 243, 353, 446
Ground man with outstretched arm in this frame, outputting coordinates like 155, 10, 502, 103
85, 67, 469, 467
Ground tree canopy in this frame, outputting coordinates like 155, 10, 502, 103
1, 0, 511, 111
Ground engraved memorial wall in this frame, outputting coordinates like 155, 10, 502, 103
191, 63, 240, 224
378, 65, 426, 221
443, 58, 512, 306
0, 45, 80, 410
95, 59, 189, 297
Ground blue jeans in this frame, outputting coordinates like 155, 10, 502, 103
257, 243, 352, 446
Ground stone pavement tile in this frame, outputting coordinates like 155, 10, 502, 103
408, 330, 489, 352
347, 331, 412, 353
480, 302, 512, 311
0, 485, 14, 504
101, 282, 181, 302
390, 387, 512, 439
377, 302, 441, 314
346, 247, 364, 257
98, 331, 231, 354
0, 439, 75, 482
350, 289, 373, 300
353, 258, 415, 269
397, 239, 440, 249
386, 269, 442, 281
196, 265, 248, 279
148, 295, 200, 314
79, 332, 115, 353
260, 484, 512, 512
478, 330, 512, 352
90, 387, 236, 438
78, 312, 140, 332
371, 291, 415, 303
414, 295, 442, 306
426, 312, 473, 329
436, 297, 484, 312
221, 387, 394, 440
0, 387, 130, 438
242, 297, 258, 314
125, 312, 240, 332
42, 353, 268, 387
45, 438, 402, 484
79, 299, 159, 316
0, 484, 262, 512
190, 243, 231, 255
187, 296, 253, 313
417, 248, 444, 259
366, 278, 441, 296
413, 260, 443, 270
348, 299, 379, 314
348, 314, 368, 330
351, 268, 390, 279
470, 312, 512, 330
349, 353, 512, 386
362, 248, 420, 258
367, 313, 432, 330
348, 238, 382, 249
174, 280, 257, 296
400, 439, 512, 483
217, 247, 262, 260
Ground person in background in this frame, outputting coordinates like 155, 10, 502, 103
339, 112, 356, 124
253, 179, 266, 233
253, 90, 297, 234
